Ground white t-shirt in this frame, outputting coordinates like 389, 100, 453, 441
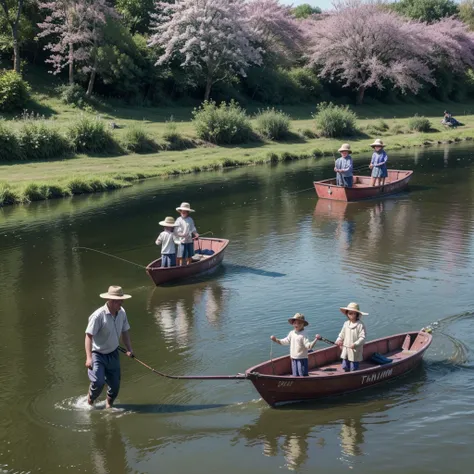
85, 304, 131, 354
279, 330, 316, 359
175, 216, 197, 244
156, 229, 179, 254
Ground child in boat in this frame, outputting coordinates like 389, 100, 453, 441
334, 144, 354, 188
270, 313, 321, 377
369, 139, 388, 187
335, 302, 367, 372
155, 216, 180, 267
175, 202, 199, 266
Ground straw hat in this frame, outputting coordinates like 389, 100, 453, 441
159, 216, 178, 227
370, 139, 385, 148
288, 313, 309, 326
338, 143, 352, 153
176, 202, 195, 212
100, 285, 132, 300
339, 302, 368, 316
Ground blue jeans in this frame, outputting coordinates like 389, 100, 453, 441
291, 358, 309, 376
161, 253, 176, 267
180, 242, 194, 259
342, 359, 359, 372
88, 349, 121, 402
337, 175, 353, 187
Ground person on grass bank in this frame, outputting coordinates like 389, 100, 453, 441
175, 202, 199, 266
334, 144, 354, 188
85, 286, 134, 408
369, 139, 388, 187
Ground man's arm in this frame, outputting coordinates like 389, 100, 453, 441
85, 334, 93, 368
121, 330, 134, 356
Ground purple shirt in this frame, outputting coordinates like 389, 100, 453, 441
371, 150, 388, 167
335, 156, 353, 177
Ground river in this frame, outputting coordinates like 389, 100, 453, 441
0, 144, 473, 473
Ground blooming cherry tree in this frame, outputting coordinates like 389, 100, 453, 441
149, 0, 263, 100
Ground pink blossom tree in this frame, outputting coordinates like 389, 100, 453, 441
149, 0, 263, 100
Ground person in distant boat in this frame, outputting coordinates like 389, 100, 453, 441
85, 286, 134, 408
175, 202, 199, 266
334, 144, 354, 188
369, 139, 388, 187
155, 216, 180, 267
335, 302, 367, 372
270, 313, 321, 377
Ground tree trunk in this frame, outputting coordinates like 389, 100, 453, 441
12, 25, 20, 73
356, 86, 365, 105
204, 75, 213, 101
86, 61, 97, 98
68, 44, 74, 85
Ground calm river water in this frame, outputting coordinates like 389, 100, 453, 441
1, 144, 474, 473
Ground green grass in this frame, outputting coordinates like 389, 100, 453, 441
1, 67, 474, 206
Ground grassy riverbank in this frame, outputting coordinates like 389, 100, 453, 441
2, 83, 474, 206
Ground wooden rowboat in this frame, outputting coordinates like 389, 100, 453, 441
245, 330, 431, 407
146, 237, 229, 286
314, 169, 413, 202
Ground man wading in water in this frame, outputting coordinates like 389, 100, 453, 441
85, 286, 134, 408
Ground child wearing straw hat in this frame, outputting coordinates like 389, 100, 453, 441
155, 216, 180, 267
271, 313, 321, 377
335, 302, 367, 372
175, 202, 199, 266
334, 144, 354, 188
369, 139, 388, 187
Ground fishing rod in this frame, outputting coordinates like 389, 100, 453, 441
118, 347, 246, 380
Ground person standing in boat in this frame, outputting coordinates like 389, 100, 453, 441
369, 139, 388, 187
155, 216, 180, 267
334, 144, 354, 188
175, 202, 199, 266
85, 285, 134, 408
335, 302, 367, 372
270, 313, 321, 377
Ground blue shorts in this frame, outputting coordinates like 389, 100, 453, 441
161, 253, 176, 267
342, 359, 359, 372
180, 242, 194, 259
337, 175, 353, 188
371, 166, 388, 178
291, 358, 309, 377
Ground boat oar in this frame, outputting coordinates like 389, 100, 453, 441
118, 347, 246, 380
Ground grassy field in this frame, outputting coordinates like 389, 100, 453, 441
1, 69, 474, 206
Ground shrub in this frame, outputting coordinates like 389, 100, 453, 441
18, 121, 71, 160
314, 102, 358, 137
300, 128, 317, 139
192, 100, 252, 144
254, 108, 291, 140
67, 116, 117, 153
162, 118, 181, 143
57, 84, 87, 107
122, 124, 159, 153
288, 68, 323, 101
390, 123, 404, 135
0, 70, 31, 112
0, 120, 21, 161
0, 182, 21, 205
407, 115, 431, 132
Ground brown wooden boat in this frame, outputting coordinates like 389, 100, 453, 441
146, 237, 229, 286
245, 330, 431, 407
314, 169, 413, 202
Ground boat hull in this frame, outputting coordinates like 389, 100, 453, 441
314, 170, 413, 202
146, 237, 229, 286
246, 331, 431, 407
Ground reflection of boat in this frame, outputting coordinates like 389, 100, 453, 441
146, 237, 229, 286
245, 330, 431, 407
313, 170, 413, 202
314, 199, 350, 221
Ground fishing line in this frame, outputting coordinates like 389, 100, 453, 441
72, 247, 147, 269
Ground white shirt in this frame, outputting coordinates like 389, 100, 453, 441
280, 330, 317, 359
156, 229, 179, 254
85, 304, 131, 354
175, 216, 197, 244
336, 320, 366, 362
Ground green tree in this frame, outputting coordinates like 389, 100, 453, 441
392, 0, 458, 23
115, 0, 155, 34
0, 0, 26, 72
459, 0, 474, 30
292, 3, 321, 19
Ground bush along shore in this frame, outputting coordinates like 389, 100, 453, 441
2, 102, 474, 207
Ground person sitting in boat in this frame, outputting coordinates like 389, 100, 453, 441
175, 202, 199, 266
334, 144, 354, 188
155, 216, 180, 267
270, 313, 321, 377
335, 302, 367, 372
369, 139, 388, 187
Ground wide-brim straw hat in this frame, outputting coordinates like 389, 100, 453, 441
176, 202, 195, 212
339, 302, 368, 316
338, 143, 352, 153
159, 216, 178, 227
370, 139, 385, 148
288, 312, 309, 326
100, 285, 132, 300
